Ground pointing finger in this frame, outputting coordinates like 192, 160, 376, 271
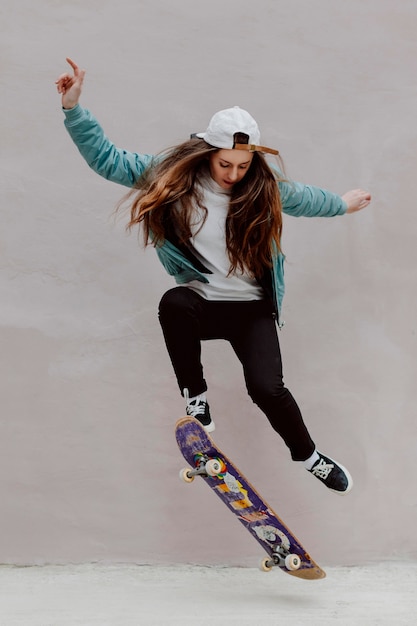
66, 57, 79, 72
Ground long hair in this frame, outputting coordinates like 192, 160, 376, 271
121, 139, 286, 278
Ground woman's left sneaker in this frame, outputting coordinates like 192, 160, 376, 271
308, 452, 353, 495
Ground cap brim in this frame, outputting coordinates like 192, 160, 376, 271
234, 143, 279, 156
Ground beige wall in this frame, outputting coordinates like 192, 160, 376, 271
1, 0, 416, 566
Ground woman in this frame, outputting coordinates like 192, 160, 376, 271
56, 58, 371, 495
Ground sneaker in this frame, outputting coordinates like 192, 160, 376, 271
184, 389, 215, 433
308, 452, 353, 495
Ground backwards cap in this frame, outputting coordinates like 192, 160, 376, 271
196, 106, 278, 155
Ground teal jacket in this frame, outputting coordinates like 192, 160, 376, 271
63, 105, 347, 324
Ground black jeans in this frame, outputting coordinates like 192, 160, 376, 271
158, 287, 315, 461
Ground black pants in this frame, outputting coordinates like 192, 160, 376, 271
158, 287, 315, 461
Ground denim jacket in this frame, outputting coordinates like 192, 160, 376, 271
63, 105, 347, 324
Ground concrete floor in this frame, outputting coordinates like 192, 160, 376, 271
0, 561, 415, 625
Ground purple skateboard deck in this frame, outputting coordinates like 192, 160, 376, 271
175, 417, 325, 580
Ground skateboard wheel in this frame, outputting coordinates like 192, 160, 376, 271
285, 554, 301, 571
179, 468, 194, 483
205, 459, 223, 477
260, 557, 273, 572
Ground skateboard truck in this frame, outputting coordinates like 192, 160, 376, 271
180, 454, 225, 482
261, 545, 301, 572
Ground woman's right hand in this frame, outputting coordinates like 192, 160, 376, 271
55, 57, 86, 110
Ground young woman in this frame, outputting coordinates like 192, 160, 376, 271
56, 58, 371, 495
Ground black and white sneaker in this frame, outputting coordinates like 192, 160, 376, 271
308, 452, 353, 495
184, 389, 215, 433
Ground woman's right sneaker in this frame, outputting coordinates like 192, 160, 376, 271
308, 452, 353, 495
184, 389, 215, 433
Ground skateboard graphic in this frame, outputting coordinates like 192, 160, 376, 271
175, 417, 326, 580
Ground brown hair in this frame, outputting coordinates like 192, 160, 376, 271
121, 139, 286, 278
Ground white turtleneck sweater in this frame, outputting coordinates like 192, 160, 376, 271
183, 174, 264, 301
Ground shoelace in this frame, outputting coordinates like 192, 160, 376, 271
311, 458, 334, 480
186, 399, 206, 417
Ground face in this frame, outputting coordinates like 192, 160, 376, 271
208, 149, 253, 190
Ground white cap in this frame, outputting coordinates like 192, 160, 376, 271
196, 106, 261, 149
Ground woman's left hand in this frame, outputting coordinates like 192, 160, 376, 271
342, 189, 372, 213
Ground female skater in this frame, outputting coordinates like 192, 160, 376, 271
56, 58, 371, 495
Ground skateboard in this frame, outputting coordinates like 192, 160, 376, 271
175, 417, 326, 580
